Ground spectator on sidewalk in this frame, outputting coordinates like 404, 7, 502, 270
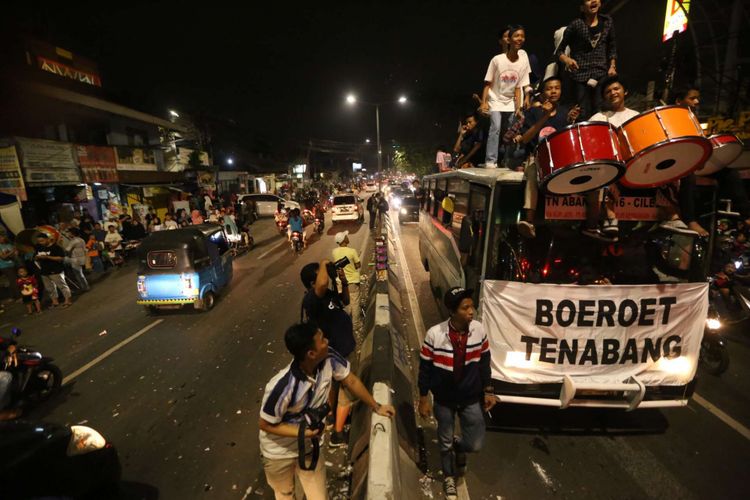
418, 287, 495, 499
86, 233, 104, 273
34, 234, 73, 308
332, 231, 362, 336
163, 214, 179, 230
0, 234, 19, 302
64, 228, 89, 292
105, 225, 123, 252
258, 322, 394, 500
377, 194, 389, 230
16, 267, 41, 315
367, 194, 377, 230
92, 222, 107, 243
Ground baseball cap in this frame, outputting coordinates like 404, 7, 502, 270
335, 231, 349, 245
444, 287, 474, 311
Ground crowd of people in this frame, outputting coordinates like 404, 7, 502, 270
434, 0, 750, 251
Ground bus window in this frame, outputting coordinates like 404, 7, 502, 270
460, 185, 490, 295
433, 179, 446, 219
447, 178, 470, 236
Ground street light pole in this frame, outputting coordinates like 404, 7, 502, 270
375, 104, 382, 172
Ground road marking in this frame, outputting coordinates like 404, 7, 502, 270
391, 213, 427, 342
692, 392, 750, 441
62, 319, 164, 385
257, 238, 287, 260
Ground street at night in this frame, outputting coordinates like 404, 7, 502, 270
2, 1, 750, 499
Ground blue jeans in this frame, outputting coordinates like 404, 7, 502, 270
485, 111, 512, 165
433, 401, 486, 477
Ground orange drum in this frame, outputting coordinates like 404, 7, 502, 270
616, 105, 711, 188
695, 134, 744, 176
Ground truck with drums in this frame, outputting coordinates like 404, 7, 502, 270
417, 100, 747, 408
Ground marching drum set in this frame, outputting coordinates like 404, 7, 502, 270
536, 105, 745, 195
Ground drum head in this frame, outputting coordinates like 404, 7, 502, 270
541, 162, 624, 195
621, 138, 711, 188
697, 141, 743, 176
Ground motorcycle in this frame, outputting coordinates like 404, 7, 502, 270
275, 211, 289, 235
2, 328, 63, 405
700, 308, 730, 375
302, 208, 315, 225
314, 216, 325, 235
290, 231, 304, 255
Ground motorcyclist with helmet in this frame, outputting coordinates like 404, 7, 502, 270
288, 208, 307, 248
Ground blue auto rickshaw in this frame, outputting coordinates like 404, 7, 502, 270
136, 224, 233, 312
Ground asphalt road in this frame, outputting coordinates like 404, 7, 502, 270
394, 214, 750, 500
8, 213, 372, 499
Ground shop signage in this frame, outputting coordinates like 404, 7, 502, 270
165, 147, 210, 172
706, 111, 750, 141
0, 145, 27, 201
115, 146, 158, 171
75, 145, 119, 183
15, 137, 82, 186
37, 56, 102, 87
481, 280, 707, 386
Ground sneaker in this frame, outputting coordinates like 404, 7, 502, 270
443, 476, 458, 499
601, 218, 619, 236
582, 227, 618, 243
328, 430, 348, 448
658, 219, 699, 236
518, 221, 536, 239
454, 438, 467, 476
484, 162, 498, 169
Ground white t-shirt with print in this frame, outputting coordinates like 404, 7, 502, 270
484, 50, 531, 112
589, 108, 639, 128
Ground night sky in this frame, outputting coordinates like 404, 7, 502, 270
6, 1, 672, 160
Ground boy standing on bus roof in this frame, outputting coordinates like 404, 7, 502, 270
417, 287, 495, 499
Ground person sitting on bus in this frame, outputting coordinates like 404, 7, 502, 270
673, 86, 750, 236
516, 76, 581, 239
451, 114, 484, 169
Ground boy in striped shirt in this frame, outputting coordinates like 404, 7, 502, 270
418, 287, 495, 498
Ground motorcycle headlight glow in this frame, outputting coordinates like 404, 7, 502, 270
400, 208, 407, 215
67, 425, 107, 456
706, 318, 722, 330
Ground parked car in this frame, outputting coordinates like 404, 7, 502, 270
238, 194, 300, 217
398, 196, 420, 224
331, 194, 364, 224
0, 420, 121, 498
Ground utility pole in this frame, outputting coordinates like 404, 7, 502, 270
375, 104, 382, 173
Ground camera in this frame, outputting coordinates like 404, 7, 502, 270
334, 256, 351, 269
302, 403, 331, 433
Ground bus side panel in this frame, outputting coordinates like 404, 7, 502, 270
419, 211, 464, 300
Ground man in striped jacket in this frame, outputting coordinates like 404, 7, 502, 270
418, 287, 495, 499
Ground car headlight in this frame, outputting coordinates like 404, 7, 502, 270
706, 318, 722, 330
67, 425, 107, 456
400, 208, 407, 215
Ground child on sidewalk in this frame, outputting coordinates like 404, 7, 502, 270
16, 268, 41, 315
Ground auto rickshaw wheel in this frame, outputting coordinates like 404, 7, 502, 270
202, 291, 216, 311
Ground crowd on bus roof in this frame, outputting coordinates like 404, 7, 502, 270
431, 0, 750, 251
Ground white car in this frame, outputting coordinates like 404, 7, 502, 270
364, 182, 378, 193
238, 194, 299, 217
331, 194, 364, 224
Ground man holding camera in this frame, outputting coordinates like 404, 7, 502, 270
259, 323, 395, 500
300, 260, 355, 447
332, 231, 362, 335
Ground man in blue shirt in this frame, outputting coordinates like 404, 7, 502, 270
287, 208, 306, 248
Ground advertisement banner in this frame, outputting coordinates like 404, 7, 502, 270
15, 137, 82, 186
75, 145, 119, 183
165, 147, 209, 172
481, 280, 707, 386
663, 0, 690, 42
0, 145, 27, 201
545, 194, 659, 221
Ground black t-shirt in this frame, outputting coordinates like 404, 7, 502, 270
302, 289, 355, 357
35, 244, 65, 275
459, 128, 484, 156
521, 105, 572, 150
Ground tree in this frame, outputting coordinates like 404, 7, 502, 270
392, 144, 434, 177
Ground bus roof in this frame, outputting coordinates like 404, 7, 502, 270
422, 167, 524, 187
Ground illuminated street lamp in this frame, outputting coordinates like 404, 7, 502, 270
365, 138, 371, 143
226, 157, 234, 165
345, 94, 408, 172
168, 109, 180, 118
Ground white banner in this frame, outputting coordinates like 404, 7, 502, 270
481, 281, 708, 386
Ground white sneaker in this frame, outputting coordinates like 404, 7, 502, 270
484, 162, 497, 169
658, 219, 699, 236
518, 221, 536, 239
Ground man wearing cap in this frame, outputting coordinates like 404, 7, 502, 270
332, 231, 362, 335
417, 287, 495, 499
